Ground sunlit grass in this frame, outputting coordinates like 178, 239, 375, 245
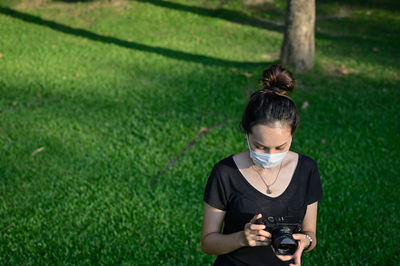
0, 0, 399, 265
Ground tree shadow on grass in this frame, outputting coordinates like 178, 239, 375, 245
318, 0, 400, 12
134, 0, 399, 70
135, 0, 284, 32
0, 6, 267, 69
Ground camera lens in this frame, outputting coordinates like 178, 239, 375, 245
272, 227, 298, 255
276, 243, 297, 255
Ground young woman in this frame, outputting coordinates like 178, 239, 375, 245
201, 65, 323, 266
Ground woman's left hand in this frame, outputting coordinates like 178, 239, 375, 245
274, 233, 310, 266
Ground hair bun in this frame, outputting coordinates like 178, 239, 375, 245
261, 64, 295, 94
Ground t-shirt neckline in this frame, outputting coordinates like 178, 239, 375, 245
230, 153, 302, 200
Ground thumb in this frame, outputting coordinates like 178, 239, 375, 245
292, 234, 304, 240
250, 213, 262, 224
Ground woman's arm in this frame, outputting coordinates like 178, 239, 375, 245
300, 201, 318, 252
201, 203, 243, 255
275, 202, 319, 266
201, 203, 270, 255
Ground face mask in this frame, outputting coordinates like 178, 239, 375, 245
246, 135, 288, 169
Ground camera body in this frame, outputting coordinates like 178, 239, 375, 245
256, 216, 302, 255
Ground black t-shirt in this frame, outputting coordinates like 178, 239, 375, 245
203, 153, 323, 266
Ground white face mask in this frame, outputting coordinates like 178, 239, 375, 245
246, 135, 288, 169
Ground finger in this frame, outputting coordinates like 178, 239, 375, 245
254, 240, 271, 246
244, 230, 255, 238
289, 257, 301, 266
248, 229, 261, 236
247, 230, 271, 239
290, 257, 300, 265
292, 234, 308, 250
275, 255, 293, 262
250, 213, 262, 224
290, 249, 302, 266
292, 233, 305, 240
254, 235, 270, 242
246, 230, 267, 239
248, 240, 270, 247
247, 233, 271, 242
249, 224, 266, 231
257, 229, 271, 238
244, 222, 251, 231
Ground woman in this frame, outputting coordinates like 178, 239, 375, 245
201, 65, 323, 266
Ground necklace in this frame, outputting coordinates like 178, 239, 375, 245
252, 162, 282, 194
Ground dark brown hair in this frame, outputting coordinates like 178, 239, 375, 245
240, 64, 299, 134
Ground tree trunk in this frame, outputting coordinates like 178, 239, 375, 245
280, 0, 315, 73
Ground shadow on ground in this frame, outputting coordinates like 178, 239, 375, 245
0, 6, 267, 68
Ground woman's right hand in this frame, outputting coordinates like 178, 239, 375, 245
240, 214, 271, 247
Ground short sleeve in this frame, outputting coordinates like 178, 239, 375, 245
203, 164, 228, 211
305, 163, 324, 205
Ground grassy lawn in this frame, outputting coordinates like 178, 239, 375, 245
0, 0, 399, 265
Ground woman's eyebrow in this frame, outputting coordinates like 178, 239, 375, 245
255, 140, 288, 148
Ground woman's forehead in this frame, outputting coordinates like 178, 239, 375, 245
250, 123, 292, 146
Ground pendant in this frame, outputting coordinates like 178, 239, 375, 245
266, 187, 272, 194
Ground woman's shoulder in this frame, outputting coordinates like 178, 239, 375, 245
297, 152, 319, 169
212, 154, 236, 171
210, 152, 250, 179
207, 155, 241, 185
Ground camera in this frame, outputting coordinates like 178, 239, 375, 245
256, 216, 302, 255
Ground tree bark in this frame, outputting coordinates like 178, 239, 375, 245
280, 0, 315, 73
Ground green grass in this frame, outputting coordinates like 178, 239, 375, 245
0, 0, 399, 265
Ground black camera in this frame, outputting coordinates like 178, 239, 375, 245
256, 216, 302, 255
